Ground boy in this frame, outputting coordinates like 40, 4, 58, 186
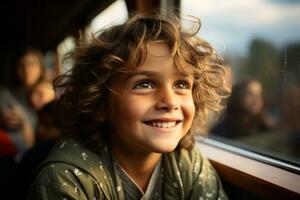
28, 13, 230, 200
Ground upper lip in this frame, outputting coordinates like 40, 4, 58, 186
143, 118, 182, 123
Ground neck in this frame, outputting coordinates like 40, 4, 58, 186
110, 139, 161, 192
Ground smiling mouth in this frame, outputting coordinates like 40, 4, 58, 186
143, 120, 182, 128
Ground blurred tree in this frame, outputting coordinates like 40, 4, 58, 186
244, 40, 300, 123
246, 39, 280, 100
281, 43, 300, 86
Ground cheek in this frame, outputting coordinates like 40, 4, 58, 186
242, 96, 251, 108
249, 98, 258, 109
41, 88, 55, 101
120, 96, 150, 121
108, 95, 149, 127
28, 66, 41, 78
183, 95, 195, 120
31, 93, 38, 104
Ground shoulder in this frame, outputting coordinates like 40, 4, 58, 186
43, 138, 103, 167
39, 138, 114, 180
164, 147, 228, 199
162, 147, 203, 197
174, 146, 221, 184
27, 138, 110, 200
28, 162, 103, 200
31, 162, 86, 189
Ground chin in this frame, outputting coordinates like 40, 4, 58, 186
150, 142, 178, 153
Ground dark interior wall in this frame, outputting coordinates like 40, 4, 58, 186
0, 1, 18, 85
125, 0, 160, 16
0, 0, 115, 85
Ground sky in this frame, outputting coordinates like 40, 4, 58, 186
181, 0, 300, 56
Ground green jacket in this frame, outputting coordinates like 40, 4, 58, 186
27, 138, 228, 200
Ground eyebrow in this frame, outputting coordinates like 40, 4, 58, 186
124, 70, 193, 81
125, 71, 158, 80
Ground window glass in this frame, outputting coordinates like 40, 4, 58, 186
57, 36, 76, 74
57, 0, 128, 73
182, 0, 300, 167
87, 0, 128, 35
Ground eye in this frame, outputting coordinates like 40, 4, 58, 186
133, 80, 155, 89
174, 80, 191, 89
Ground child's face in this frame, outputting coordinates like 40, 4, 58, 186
242, 81, 263, 115
106, 42, 195, 154
31, 82, 55, 110
17, 52, 42, 87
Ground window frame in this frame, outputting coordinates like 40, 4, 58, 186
196, 137, 300, 199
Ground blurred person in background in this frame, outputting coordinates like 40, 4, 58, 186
0, 48, 45, 161
16, 101, 61, 199
210, 79, 274, 139
30, 80, 55, 111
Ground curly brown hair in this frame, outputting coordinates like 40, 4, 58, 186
53, 13, 231, 150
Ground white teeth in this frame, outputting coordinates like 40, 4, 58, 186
149, 121, 176, 128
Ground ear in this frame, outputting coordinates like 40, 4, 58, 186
95, 111, 107, 122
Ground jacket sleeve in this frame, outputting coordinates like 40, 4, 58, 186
188, 148, 229, 200
27, 163, 105, 200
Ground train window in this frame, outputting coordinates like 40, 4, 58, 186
87, 0, 128, 35
57, 36, 76, 74
181, 0, 300, 171
56, 0, 128, 74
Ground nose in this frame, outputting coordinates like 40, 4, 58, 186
155, 87, 179, 111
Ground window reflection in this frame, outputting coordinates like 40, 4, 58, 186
182, 0, 300, 167
211, 79, 275, 139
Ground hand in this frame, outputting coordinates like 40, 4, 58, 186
0, 106, 24, 128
